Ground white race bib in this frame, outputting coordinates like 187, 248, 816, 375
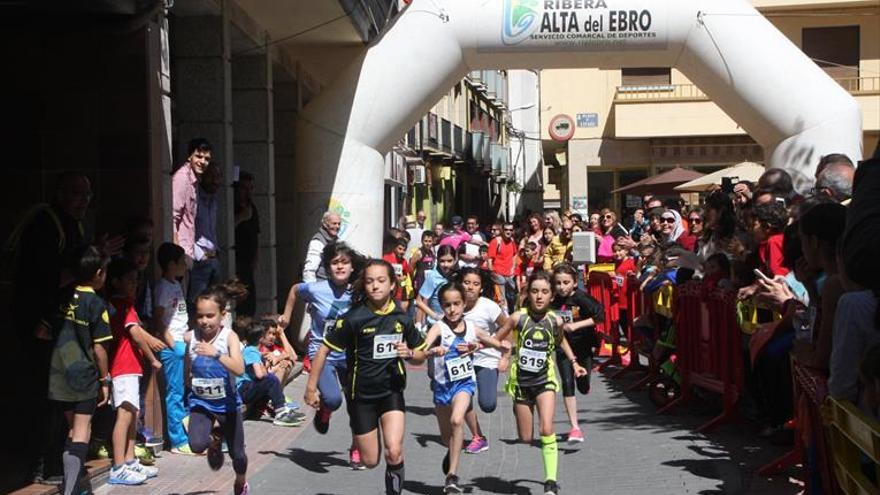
558, 310, 573, 324
615, 275, 625, 287
392, 263, 403, 276
373, 334, 402, 359
445, 355, 475, 382
518, 348, 547, 373
323, 319, 337, 336
192, 377, 226, 400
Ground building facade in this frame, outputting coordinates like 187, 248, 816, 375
540, 0, 880, 215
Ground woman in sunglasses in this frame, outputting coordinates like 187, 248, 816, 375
596, 209, 622, 263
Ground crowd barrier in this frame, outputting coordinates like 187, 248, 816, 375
581, 269, 880, 489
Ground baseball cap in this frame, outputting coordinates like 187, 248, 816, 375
450, 215, 463, 226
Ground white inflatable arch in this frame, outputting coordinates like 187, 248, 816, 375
294, 0, 862, 255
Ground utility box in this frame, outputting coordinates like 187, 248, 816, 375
571, 231, 596, 265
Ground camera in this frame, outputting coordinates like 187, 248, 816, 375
721, 176, 739, 194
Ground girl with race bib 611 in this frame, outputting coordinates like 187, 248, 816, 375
184, 286, 249, 495
495, 271, 588, 495
423, 282, 506, 493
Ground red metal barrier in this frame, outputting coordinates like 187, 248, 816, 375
757, 359, 839, 494
586, 270, 623, 370
656, 282, 744, 433
612, 274, 648, 380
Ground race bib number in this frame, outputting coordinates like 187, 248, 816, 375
192, 377, 226, 400
373, 334, 402, 359
518, 348, 547, 373
323, 319, 337, 336
445, 355, 475, 382
525, 266, 534, 278
615, 275, 625, 287
392, 263, 403, 276
558, 310, 573, 324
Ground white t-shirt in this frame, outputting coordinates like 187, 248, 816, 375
154, 278, 189, 342
464, 297, 504, 369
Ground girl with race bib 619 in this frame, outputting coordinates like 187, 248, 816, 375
495, 271, 588, 495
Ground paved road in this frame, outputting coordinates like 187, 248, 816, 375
247, 365, 801, 495
96, 364, 803, 495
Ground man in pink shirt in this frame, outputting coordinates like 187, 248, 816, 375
172, 138, 211, 261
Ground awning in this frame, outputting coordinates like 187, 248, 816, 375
674, 162, 765, 192
611, 167, 705, 196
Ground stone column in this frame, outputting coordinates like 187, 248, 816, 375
232, 44, 277, 314
171, 7, 235, 278
272, 65, 299, 304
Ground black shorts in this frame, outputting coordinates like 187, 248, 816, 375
347, 391, 406, 436
53, 398, 98, 415
510, 382, 557, 406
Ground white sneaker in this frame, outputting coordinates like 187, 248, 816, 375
128, 460, 158, 478
108, 464, 147, 485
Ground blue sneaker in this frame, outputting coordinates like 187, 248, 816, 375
108, 465, 147, 485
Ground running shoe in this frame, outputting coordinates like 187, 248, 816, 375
444, 474, 463, 494
313, 405, 332, 434
108, 464, 147, 485
235, 481, 250, 495
273, 407, 302, 427
127, 460, 158, 478
464, 436, 488, 454
567, 427, 585, 444
441, 451, 450, 475
207, 427, 224, 471
349, 447, 366, 470
544, 480, 560, 494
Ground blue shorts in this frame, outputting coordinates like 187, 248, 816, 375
431, 379, 476, 406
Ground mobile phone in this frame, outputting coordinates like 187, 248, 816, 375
753, 268, 772, 282
721, 176, 739, 194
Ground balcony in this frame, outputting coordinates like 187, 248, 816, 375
453, 124, 464, 160
490, 144, 510, 179
471, 131, 485, 167
422, 112, 439, 152
440, 118, 452, 154
613, 76, 880, 138
467, 70, 485, 89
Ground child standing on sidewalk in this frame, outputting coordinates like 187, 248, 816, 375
106, 258, 164, 485
153, 242, 191, 454
47, 246, 113, 495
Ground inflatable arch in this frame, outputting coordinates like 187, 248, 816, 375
294, 0, 862, 255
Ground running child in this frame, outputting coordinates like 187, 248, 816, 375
423, 282, 505, 493
304, 259, 428, 495
152, 242, 191, 454
415, 244, 458, 332
410, 230, 436, 295
236, 318, 303, 426
47, 246, 113, 495
495, 271, 589, 495
106, 258, 164, 485
382, 236, 413, 311
279, 241, 364, 467
550, 264, 604, 443
457, 267, 509, 455
184, 286, 249, 495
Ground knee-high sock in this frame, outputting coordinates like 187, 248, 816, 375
541, 434, 558, 482
62, 440, 88, 495
384, 461, 405, 495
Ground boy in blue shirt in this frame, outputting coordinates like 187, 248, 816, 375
236, 319, 304, 426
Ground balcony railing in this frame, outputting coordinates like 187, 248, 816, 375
441, 118, 452, 154
614, 76, 879, 102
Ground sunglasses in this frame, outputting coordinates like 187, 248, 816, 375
603, 214, 614, 219
689, 218, 702, 224
661, 217, 676, 224
503, 228, 514, 232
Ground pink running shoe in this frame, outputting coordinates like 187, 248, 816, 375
349, 447, 366, 470
465, 436, 489, 454
568, 427, 585, 443
313, 405, 332, 434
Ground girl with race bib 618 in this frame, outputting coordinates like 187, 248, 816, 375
423, 282, 506, 493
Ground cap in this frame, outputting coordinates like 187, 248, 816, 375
450, 215, 463, 225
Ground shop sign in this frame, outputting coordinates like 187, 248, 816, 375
577, 113, 598, 127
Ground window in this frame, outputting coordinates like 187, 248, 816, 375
802, 26, 859, 81
621, 68, 671, 87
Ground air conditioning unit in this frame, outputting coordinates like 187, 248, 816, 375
412, 165, 427, 185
